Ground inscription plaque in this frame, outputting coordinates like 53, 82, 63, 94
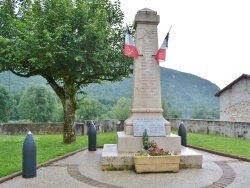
133, 118, 166, 137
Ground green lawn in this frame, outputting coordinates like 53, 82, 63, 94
172, 130, 250, 158
187, 132, 250, 158
0, 132, 249, 178
0, 133, 116, 178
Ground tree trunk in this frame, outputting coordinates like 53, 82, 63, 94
62, 82, 77, 144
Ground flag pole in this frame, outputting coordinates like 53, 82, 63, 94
168, 25, 172, 33
153, 25, 172, 60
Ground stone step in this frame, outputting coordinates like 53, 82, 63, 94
117, 131, 181, 153
101, 144, 134, 171
179, 146, 203, 169
101, 144, 202, 171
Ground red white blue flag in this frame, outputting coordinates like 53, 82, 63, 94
155, 31, 170, 62
124, 25, 139, 59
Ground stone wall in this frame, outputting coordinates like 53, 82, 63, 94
169, 119, 250, 139
0, 119, 249, 139
0, 120, 124, 136
75, 120, 124, 135
0, 123, 64, 135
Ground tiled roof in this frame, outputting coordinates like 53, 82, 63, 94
215, 74, 250, 97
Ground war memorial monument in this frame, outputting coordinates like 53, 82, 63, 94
101, 8, 202, 171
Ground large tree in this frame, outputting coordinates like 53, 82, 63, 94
0, 0, 132, 143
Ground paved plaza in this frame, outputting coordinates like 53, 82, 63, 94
0, 147, 250, 188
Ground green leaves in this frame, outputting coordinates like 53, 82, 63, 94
0, 85, 15, 122
74, 55, 84, 62
0, 0, 130, 143
17, 84, 61, 122
112, 97, 131, 119
0, 36, 9, 45
1, 0, 130, 87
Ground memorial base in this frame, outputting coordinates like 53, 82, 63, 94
124, 114, 171, 135
124, 125, 171, 136
117, 131, 181, 153
101, 144, 203, 171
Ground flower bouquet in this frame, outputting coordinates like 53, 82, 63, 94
134, 130, 180, 173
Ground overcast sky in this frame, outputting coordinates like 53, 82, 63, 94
119, 0, 250, 89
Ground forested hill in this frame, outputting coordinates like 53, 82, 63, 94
0, 71, 48, 94
84, 67, 220, 117
0, 67, 220, 118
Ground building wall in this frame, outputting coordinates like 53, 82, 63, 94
1, 119, 249, 140
219, 78, 250, 121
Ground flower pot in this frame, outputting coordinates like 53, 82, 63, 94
134, 154, 180, 173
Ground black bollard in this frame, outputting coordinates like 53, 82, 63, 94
22, 131, 37, 178
88, 122, 96, 151
178, 122, 187, 147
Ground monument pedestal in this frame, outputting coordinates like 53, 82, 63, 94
117, 131, 181, 153
101, 131, 202, 171
124, 110, 171, 135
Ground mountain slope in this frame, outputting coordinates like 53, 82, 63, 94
0, 71, 47, 94
84, 67, 219, 117
160, 68, 219, 117
0, 67, 220, 118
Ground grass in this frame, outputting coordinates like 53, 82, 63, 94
0, 132, 249, 178
172, 130, 250, 158
0, 133, 116, 178
188, 133, 250, 157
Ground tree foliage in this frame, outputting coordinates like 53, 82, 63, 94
112, 97, 131, 120
162, 97, 170, 118
0, 85, 14, 122
0, 0, 132, 143
17, 84, 61, 122
191, 104, 219, 119
0, 67, 220, 119
9, 90, 24, 121
169, 107, 182, 118
76, 98, 104, 121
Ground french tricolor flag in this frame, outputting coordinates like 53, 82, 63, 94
155, 31, 170, 63
124, 25, 139, 59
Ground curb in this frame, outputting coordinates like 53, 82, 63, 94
188, 145, 250, 162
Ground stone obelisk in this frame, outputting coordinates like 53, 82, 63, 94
103, 8, 202, 171
117, 8, 180, 153
124, 8, 170, 135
